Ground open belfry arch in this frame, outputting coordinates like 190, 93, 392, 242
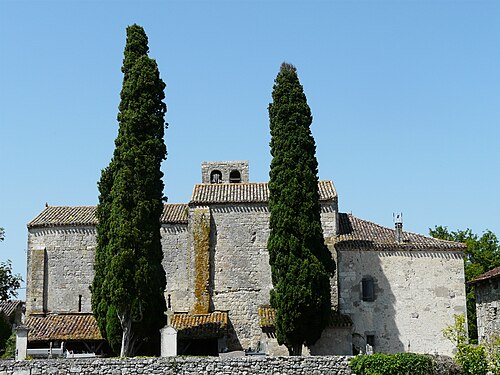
25, 160, 466, 357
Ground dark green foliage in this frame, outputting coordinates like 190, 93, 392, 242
0, 314, 11, 355
455, 344, 488, 375
267, 63, 335, 355
349, 353, 435, 375
91, 24, 167, 357
0, 260, 22, 300
105, 305, 123, 354
430, 226, 500, 342
1, 332, 16, 359
0, 227, 4, 241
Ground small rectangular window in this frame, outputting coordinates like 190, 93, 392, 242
366, 334, 375, 347
362, 277, 375, 301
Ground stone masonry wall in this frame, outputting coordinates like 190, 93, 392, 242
209, 203, 271, 351
27, 223, 190, 316
26, 227, 96, 315
338, 250, 466, 356
475, 277, 500, 344
161, 224, 190, 312
0, 356, 353, 375
208, 203, 338, 352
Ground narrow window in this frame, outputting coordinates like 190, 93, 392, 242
210, 170, 222, 184
78, 295, 82, 312
362, 277, 375, 301
229, 170, 241, 183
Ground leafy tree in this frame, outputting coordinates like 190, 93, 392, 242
0, 230, 23, 300
430, 226, 500, 342
0, 261, 22, 301
91, 24, 167, 357
267, 63, 335, 355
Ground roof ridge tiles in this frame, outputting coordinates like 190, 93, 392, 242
337, 212, 466, 251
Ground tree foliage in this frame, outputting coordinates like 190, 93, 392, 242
91, 24, 167, 357
267, 63, 335, 355
0, 261, 22, 301
0, 230, 23, 300
430, 226, 500, 342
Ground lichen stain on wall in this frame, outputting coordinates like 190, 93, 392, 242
192, 207, 211, 314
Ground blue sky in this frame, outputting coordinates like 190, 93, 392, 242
1, 0, 499, 299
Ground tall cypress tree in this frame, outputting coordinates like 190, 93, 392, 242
91, 24, 167, 357
267, 63, 335, 356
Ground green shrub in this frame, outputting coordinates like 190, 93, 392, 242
1, 332, 16, 359
455, 344, 488, 375
349, 353, 434, 375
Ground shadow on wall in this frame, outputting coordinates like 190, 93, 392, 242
335, 213, 403, 354
351, 251, 403, 354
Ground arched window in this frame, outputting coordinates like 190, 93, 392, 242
210, 170, 222, 184
229, 170, 241, 183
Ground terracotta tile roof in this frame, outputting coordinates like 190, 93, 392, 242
469, 266, 500, 284
258, 305, 276, 328
334, 213, 466, 251
171, 311, 228, 339
28, 204, 188, 228
0, 300, 22, 317
25, 314, 103, 342
190, 180, 337, 204
329, 310, 353, 327
258, 305, 352, 328
28, 206, 97, 228
160, 204, 189, 224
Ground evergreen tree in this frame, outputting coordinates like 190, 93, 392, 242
267, 63, 335, 355
91, 24, 167, 357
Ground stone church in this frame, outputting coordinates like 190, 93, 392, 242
25, 160, 467, 356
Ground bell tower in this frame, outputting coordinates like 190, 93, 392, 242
201, 161, 249, 184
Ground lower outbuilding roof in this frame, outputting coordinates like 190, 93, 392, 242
258, 305, 352, 329
26, 313, 103, 342
25, 311, 229, 342
469, 266, 500, 285
171, 311, 229, 339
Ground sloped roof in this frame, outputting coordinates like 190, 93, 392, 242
258, 305, 275, 328
258, 305, 352, 328
28, 204, 189, 228
25, 314, 103, 342
0, 300, 22, 317
25, 311, 229, 342
335, 213, 466, 251
469, 266, 500, 284
190, 180, 337, 205
171, 311, 228, 339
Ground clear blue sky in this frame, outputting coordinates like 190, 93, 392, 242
1, 0, 499, 299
